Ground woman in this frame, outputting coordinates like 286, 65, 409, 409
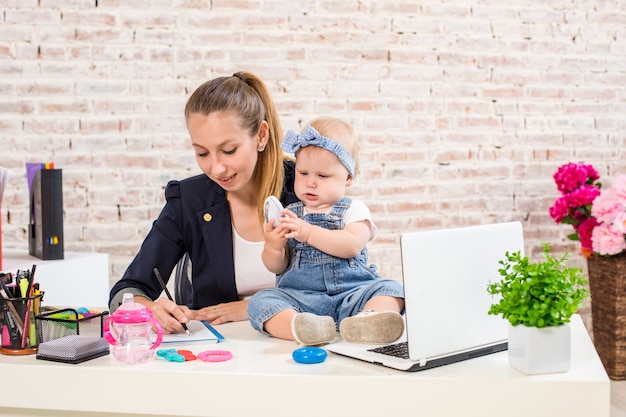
108, 72, 297, 333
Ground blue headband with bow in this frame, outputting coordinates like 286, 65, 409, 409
281, 125, 355, 177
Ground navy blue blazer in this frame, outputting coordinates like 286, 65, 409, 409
109, 161, 297, 310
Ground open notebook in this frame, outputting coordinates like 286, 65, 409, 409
159, 320, 224, 344
326, 221, 524, 371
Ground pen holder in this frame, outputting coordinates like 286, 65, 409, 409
0, 292, 44, 355
36, 308, 108, 346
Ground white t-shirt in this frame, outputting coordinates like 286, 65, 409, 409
303, 199, 378, 241
232, 228, 276, 298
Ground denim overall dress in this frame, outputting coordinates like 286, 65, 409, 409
248, 197, 405, 334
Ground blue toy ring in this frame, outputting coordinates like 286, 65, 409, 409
292, 347, 328, 364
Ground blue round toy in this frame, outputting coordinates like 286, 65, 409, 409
292, 347, 328, 364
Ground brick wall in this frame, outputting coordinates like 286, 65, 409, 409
1, 1, 625, 289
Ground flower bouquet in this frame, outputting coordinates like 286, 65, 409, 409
550, 162, 626, 379
549, 162, 626, 257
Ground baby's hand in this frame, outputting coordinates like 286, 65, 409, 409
263, 220, 289, 251
280, 210, 312, 243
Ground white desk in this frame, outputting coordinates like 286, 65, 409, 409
0, 314, 610, 417
1, 250, 110, 309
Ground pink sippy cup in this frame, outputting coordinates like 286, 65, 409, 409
104, 293, 163, 364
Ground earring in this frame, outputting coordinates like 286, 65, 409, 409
257, 144, 266, 152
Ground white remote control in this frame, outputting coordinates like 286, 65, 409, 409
263, 196, 284, 227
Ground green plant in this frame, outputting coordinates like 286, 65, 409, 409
487, 243, 590, 328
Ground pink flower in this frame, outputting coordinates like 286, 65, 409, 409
549, 196, 570, 223
611, 175, 626, 201
578, 217, 598, 252
614, 212, 626, 235
553, 163, 600, 193
567, 185, 601, 207
591, 222, 626, 256
591, 189, 623, 224
551, 162, 626, 257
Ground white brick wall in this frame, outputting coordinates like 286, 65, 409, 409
1, 1, 625, 289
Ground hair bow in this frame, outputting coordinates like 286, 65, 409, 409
281, 125, 355, 177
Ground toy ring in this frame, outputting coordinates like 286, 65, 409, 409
292, 347, 328, 364
198, 350, 233, 362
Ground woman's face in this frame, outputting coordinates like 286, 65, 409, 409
188, 111, 268, 194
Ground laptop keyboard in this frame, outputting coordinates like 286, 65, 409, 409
368, 341, 409, 359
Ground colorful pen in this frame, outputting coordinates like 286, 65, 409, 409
33, 283, 41, 316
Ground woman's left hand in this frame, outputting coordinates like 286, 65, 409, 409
194, 299, 250, 325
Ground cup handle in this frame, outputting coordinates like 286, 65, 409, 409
150, 319, 163, 349
103, 317, 117, 346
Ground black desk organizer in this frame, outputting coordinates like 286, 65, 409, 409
36, 308, 108, 342
29, 168, 64, 260
35, 308, 110, 364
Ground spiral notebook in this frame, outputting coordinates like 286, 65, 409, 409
326, 221, 524, 371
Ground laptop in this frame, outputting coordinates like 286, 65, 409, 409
326, 221, 524, 372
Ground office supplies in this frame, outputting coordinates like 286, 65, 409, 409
0, 272, 12, 286
160, 320, 223, 344
28, 165, 64, 260
326, 221, 525, 372
0, 289, 42, 354
0, 298, 21, 350
0, 289, 24, 333
20, 298, 32, 348
33, 283, 41, 315
28, 310, 36, 347
197, 350, 232, 362
153, 267, 190, 335
37, 308, 107, 344
1, 325, 9, 347
4, 310, 21, 350
26, 264, 36, 298
19, 277, 29, 298
36, 335, 109, 364
0, 273, 15, 298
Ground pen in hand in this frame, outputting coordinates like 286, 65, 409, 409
153, 267, 190, 336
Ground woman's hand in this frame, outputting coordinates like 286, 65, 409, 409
194, 299, 250, 325
134, 296, 194, 335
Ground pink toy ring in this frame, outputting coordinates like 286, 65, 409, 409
198, 350, 233, 362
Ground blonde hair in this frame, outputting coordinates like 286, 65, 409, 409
308, 116, 359, 178
184, 72, 285, 222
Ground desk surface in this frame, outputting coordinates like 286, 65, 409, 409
0, 315, 610, 417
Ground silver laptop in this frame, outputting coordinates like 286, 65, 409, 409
326, 221, 524, 372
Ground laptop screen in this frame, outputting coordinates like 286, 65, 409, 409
400, 221, 525, 361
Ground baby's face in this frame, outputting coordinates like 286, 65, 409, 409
293, 146, 352, 212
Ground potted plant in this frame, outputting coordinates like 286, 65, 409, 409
487, 243, 590, 375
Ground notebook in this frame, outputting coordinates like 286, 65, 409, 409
158, 320, 224, 344
326, 221, 524, 372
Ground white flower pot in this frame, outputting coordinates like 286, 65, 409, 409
507, 322, 571, 375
